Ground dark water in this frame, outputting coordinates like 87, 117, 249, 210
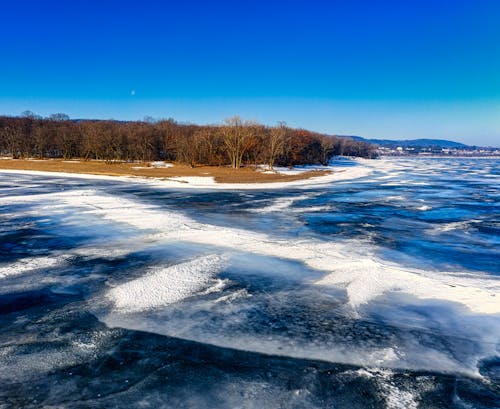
0, 158, 499, 408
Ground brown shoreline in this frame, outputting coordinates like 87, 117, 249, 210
0, 159, 332, 184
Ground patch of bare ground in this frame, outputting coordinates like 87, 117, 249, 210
0, 159, 332, 184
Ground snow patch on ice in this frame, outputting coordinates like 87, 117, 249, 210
107, 254, 227, 312
315, 258, 500, 315
433, 220, 482, 233
373, 369, 419, 409
248, 194, 311, 213
0, 256, 66, 279
58, 189, 192, 231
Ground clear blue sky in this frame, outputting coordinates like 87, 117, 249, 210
1, 0, 499, 145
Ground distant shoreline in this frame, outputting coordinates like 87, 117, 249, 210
379, 155, 500, 159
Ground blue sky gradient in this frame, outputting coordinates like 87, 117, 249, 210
1, 0, 499, 145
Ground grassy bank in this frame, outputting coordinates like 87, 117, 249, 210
0, 159, 332, 184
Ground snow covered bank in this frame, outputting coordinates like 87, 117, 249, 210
0, 160, 373, 190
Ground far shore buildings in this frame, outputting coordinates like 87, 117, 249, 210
377, 146, 500, 157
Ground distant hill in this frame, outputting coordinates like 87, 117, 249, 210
347, 136, 469, 149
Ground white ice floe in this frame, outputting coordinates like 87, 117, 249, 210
315, 258, 500, 315
106, 255, 227, 312
248, 194, 311, 213
70, 246, 132, 259
432, 220, 482, 233
60, 189, 193, 231
158, 229, 499, 315
0, 256, 65, 279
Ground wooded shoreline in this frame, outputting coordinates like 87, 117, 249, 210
0, 114, 377, 170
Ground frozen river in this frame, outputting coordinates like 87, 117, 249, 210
0, 157, 498, 408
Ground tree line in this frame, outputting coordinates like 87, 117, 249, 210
0, 112, 377, 168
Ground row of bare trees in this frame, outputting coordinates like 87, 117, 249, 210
0, 113, 377, 167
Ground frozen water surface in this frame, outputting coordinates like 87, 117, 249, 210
0, 157, 499, 408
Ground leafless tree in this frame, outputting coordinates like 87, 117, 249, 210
222, 116, 259, 168
0, 123, 22, 158
267, 122, 287, 170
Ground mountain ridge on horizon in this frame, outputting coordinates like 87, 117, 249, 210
345, 136, 486, 149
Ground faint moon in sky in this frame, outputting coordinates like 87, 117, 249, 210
130, 90, 136, 96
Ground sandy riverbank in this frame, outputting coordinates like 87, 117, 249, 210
0, 158, 332, 184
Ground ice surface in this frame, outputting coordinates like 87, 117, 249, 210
107, 255, 227, 312
1, 157, 499, 407
3, 158, 499, 381
315, 259, 500, 315
4, 185, 496, 315
0, 256, 66, 279
248, 194, 311, 213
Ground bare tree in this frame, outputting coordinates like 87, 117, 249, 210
99, 122, 121, 163
222, 116, 258, 168
133, 122, 156, 162
177, 130, 203, 167
80, 122, 99, 160
157, 119, 179, 161
0, 123, 22, 158
21, 110, 41, 120
319, 135, 336, 165
49, 113, 70, 121
198, 127, 224, 165
267, 122, 287, 170
55, 123, 77, 160
33, 125, 48, 159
